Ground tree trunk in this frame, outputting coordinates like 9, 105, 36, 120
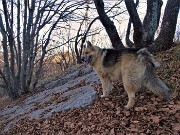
1, 0, 19, 99
26, 0, 36, 90
94, 0, 124, 49
149, 0, 180, 53
142, 0, 163, 46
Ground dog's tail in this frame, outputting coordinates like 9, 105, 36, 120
143, 73, 170, 98
137, 48, 160, 68
137, 48, 170, 98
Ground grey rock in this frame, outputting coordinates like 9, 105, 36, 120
0, 65, 99, 133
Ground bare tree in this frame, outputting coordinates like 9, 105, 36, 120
94, 0, 179, 53
0, 0, 85, 99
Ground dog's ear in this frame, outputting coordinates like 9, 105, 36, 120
86, 41, 93, 48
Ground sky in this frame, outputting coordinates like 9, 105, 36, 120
0, 0, 179, 49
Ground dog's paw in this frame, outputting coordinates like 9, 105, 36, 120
124, 105, 132, 109
101, 95, 105, 98
101, 94, 109, 98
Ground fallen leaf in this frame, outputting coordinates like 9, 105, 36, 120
173, 123, 180, 131
135, 107, 144, 112
124, 110, 130, 116
109, 128, 115, 135
151, 115, 160, 123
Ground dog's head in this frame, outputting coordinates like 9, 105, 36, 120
81, 41, 100, 67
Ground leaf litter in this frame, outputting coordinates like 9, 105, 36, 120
1, 45, 180, 135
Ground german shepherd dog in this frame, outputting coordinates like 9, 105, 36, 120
82, 41, 170, 109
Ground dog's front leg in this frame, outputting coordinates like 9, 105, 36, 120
100, 77, 112, 97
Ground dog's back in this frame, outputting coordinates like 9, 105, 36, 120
101, 48, 140, 67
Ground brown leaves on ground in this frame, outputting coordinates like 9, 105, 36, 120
2, 45, 180, 135
155, 44, 180, 92
5, 83, 180, 135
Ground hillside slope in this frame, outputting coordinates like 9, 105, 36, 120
1, 45, 180, 135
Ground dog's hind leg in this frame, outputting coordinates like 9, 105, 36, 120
100, 77, 112, 97
124, 85, 136, 109
122, 76, 139, 109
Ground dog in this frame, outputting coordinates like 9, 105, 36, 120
82, 41, 170, 109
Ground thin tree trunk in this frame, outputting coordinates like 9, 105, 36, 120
26, 0, 36, 90
125, 18, 134, 48
21, 0, 28, 93
125, 0, 143, 47
74, 20, 84, 64
80, 17, 99, 58
16, 0, 21, 89
125, 0, 139, 48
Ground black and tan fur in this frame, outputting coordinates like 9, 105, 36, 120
82, 41, 170, 109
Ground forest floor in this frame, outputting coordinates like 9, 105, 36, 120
0, 44, 180, 135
